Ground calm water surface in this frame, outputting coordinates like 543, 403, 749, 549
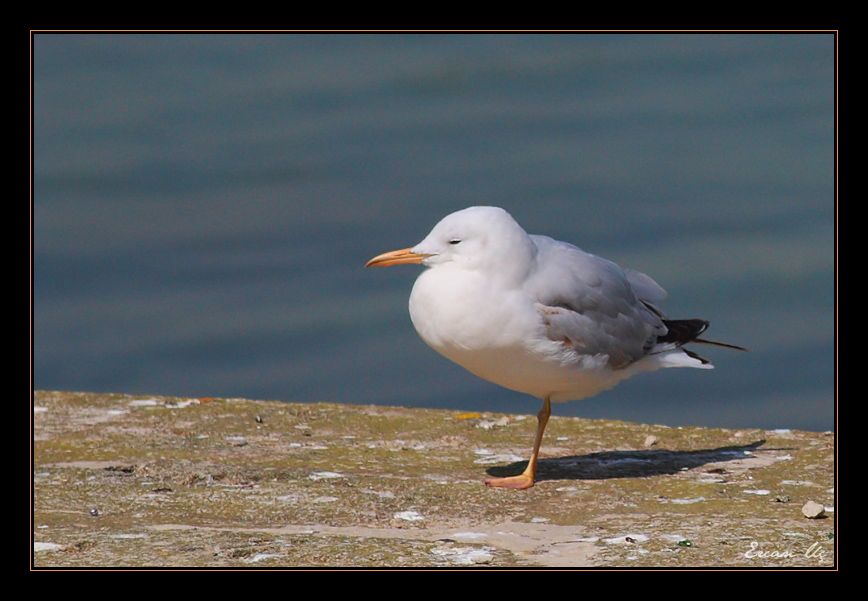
34, 34, 834, 430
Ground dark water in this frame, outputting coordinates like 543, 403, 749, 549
34, 34, 834, 430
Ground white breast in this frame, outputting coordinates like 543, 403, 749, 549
408, 266, 627, 401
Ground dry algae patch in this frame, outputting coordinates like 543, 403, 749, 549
33, 391, 835, 567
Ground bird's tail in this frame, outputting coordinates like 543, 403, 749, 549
657, 319, 748, 365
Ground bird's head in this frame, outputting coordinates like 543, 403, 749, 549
366, 206, 536, 282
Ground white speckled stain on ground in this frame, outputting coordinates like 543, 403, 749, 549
243, 553, 281, 564
393, 511, 425, 522
663, 497, 706, 505
34, 542, 64, 552
128, 399, 160, 407
473, 453, 525, 465
452, 532, 487, 541
147, 521, 600, 567
431, 545, 494, 565
308, 471, 345, 481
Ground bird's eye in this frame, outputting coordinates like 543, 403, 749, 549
449, 239, 461, 245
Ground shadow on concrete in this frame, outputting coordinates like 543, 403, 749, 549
485, 440, 773, 481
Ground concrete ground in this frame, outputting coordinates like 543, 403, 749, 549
33, 391, 835, 567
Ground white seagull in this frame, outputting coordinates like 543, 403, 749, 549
366, 206, 745, 490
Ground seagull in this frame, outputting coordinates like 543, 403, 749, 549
366, 206, 745, 490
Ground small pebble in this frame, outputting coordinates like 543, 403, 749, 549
255, 415, 263, 424
604, 534, 649, 545
802, 500, 826, 519
89, 508, 100, 517
774, 495, 790, 503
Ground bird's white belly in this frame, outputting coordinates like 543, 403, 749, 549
409, 268, 627, 402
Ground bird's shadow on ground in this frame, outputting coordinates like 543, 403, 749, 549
485, 440, 771, 481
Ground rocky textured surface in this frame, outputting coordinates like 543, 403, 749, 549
33, 391, 835, 567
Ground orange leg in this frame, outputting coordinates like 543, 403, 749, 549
484, 396, 551, 490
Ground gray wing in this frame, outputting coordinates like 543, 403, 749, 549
525, 235, 667, 368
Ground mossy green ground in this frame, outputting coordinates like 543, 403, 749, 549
33, 391, 835, 567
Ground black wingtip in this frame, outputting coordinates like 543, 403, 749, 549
693, 338, 749, 352
658, 319, 747, 352
659, 319, 710, 345
683, 348, 712, 364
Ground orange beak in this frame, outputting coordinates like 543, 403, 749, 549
365, 247, 429, 268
